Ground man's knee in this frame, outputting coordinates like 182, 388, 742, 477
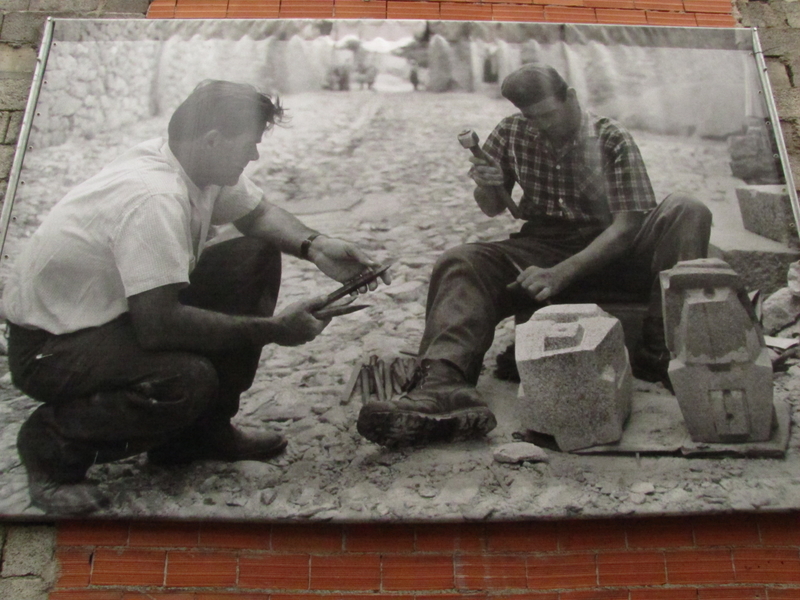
432, 244, 485, 275
663, 194, 713, 230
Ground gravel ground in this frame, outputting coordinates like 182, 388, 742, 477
1, 86, 799, 522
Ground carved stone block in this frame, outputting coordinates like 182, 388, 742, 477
515, 304, 632, 452
660, 258, 774, 443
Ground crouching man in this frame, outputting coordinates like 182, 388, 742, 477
3, 80, 387, 514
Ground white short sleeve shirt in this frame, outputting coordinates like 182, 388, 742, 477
3, 138, 262, 334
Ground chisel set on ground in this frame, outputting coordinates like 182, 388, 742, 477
341, 355, 419, 404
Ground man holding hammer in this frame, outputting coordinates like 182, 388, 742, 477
357, 63, 712, 448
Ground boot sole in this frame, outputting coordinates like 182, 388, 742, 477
357, 405, 497, 447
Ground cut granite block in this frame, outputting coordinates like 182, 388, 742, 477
660, 258, 774, 443
736, 185, 798, 245
515, 304, 632, 452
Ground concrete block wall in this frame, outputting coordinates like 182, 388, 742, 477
1, 1, 800, 599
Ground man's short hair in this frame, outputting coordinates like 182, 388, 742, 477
168, 80, 285, 142
501, 64, 569, 108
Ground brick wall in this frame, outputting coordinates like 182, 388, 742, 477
2, 1, 800, 599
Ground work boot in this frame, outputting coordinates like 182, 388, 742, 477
356, 359, 497, 447
148, 421, 287, 466
630, 316, 674, 393
17, 407, 108, 515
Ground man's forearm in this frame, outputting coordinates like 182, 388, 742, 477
555, 213, 644, 283
236, 200, 319, 257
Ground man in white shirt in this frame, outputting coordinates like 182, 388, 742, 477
4, 80, 388, 515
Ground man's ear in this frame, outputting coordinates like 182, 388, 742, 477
201, 129, 223, 149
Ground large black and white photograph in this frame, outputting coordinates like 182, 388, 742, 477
0, 17, 798, 521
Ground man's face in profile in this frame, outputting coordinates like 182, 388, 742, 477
518, 91, 579, 144
204, 126, 264, 187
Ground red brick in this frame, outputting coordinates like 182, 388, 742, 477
345, 524, 415, 552
698, 588, 767, 599
271, 524, 343, 552
199, 523, 270, 549
527, 553, 597, 589
492, 5, 546, 21
55, 548, 92, 589
310, 555, 381, 590
456, 555, 527, 590
485, 522, 558, 553
129, 523, 199, 548
767, 589, 800, 599
51, 592, 124, 600
682, 0, 733, 13
585, 0, 635, 7
387, 1, 440, 19
383, 555, 455, 590
227, 0, 281, 18
630, 589, 698, 600
596, 8, 648, 23
122, 594, 194, 600
666, 549, 734, 585
239, 554, 309, 590
490, 594, 559, 600
693, 516, 761, 547
535, 0, 586, 6
645, 11, 698, 25
735, 549, 800, 584
694, 12, 738, 26
758, 514, 800, 546
147, 0, 176, 18
166, 551, 237, 588
598, 551, 666, 586
196, 594, 270, 600
415, 523, 485, 553
174, 0, 227, 19
335, 0, 388, 18
559, 520, 627, 551
626, 518, 695, 549
634, 0, 683, 10
440, 2, 493, 20
91, 549, 166, 587
280, 0, 335, 18
58, 521, 130, 547
560, 591, 629, 600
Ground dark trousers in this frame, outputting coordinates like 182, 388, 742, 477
418, 195, 713, 384
8, 237, 281, 482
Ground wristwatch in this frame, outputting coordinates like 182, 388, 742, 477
300, 233, 322, 260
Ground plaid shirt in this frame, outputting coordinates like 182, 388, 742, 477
483, 112, 655, 237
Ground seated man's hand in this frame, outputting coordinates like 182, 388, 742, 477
509, 265, 573, 303
468, 155, 505, 188
270, 297, 331, 346
309, 237, 392, 293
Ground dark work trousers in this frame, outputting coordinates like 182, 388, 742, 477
418, 194, 713, 385
8, 237, 281, 483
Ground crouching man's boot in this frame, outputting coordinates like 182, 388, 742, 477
356, 359, 497, 447
148, 420, 287, 466
17, 406, 109, 515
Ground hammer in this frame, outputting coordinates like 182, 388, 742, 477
458, 129, 521, 219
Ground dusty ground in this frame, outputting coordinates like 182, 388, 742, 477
1, 84, 799, 522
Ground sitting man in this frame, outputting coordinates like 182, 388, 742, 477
4, 80, 387, 514
357, 63, 712, 447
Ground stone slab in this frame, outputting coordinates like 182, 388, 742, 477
576, 395, 790, 458
709, 227, 800, 294
736, 185, 799, 245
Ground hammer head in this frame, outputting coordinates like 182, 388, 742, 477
458, 129, 480, 149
